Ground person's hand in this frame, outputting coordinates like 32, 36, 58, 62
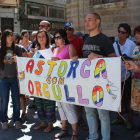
88, 53, 102, 60
51, 57, 59, 61
28, 51, 34, 58
124, 61, 137, 70
12, 56, 17, 63
72, 56, 79, 61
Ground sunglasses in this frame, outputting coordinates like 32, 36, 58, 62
118, 30, 126, 34
39, 25, 47, 28
65, 28, 73, 31
54, 36, 62, 40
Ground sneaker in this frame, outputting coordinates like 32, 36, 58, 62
33, 114, 38, 119
126, 122, 133, 129
111, 119, 124, 125
15, 121, 22, 129
2, 122, 8, 130
21, 113, 27, 122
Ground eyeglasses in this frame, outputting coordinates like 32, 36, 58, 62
64, 28, 73, 31
118, 30, 126, 34
54, 36, 62, 40
39, 25, 47, 28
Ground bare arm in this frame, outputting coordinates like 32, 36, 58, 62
108, 53, 117, 57
124, 61, 140, 73
28, 48, 35, 58
68, 44, 77, 59
23, 51, 28, 57
88, 52, 117, 60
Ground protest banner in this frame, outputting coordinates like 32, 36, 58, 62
17, 57, 121, 112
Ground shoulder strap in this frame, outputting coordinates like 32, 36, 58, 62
116, 41, 122, 56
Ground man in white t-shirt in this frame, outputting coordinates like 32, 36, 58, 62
112, 23, 136, 129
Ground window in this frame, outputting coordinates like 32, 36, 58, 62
66, 0, 71, 4
90, 0, 125, 5
1, 18, 13, 32
26, 3, 46, 17
48, 7, 65, 19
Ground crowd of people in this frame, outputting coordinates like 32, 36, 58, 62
0, 12, 140, 140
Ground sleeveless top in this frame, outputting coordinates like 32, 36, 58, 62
53, 44, 70, 60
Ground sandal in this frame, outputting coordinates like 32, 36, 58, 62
71, 134, 78, 140
134, 132, 140, 138
43, 127, 54, 133
34, 125, 47, 130
78, 119, 86, 127
54, 129, 68, 138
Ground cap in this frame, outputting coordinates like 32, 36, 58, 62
75, 31, 85, 37
64, 22, 74, 29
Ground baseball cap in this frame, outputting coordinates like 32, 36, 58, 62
75, 31, 85, 37
64, 22, 74, 29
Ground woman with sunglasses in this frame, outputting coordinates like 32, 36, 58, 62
33, 30, 56, 133
19, 30, 32, 52
111, 23, 136, 129
51, 29, 78, 140
0, 29, 22, 130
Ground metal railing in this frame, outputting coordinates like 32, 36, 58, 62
90, 0, 125, 5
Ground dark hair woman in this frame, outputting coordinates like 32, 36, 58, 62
19, 30, 32, 51
51, 29, 78, 140
33, 30, 56, 133
0, 29, 22, 130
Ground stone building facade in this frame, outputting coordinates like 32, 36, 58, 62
66, 0, 140, 38
20, 0, 66, 35
0, 0, 20, 33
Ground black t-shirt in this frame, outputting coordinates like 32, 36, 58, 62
0, 45, 22, 80
82, 33, 115, 58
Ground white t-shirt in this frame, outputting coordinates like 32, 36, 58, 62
113, 38, 136, 82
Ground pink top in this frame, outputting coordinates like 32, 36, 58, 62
53, 44, 70, 60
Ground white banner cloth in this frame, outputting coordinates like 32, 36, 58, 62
17, 57, 121, 112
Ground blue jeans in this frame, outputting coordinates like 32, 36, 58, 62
0, 77, 20, 123
84, 107, 110, 140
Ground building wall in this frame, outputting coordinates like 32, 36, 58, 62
20, 0, 66, 34
25, 0, 66, 6
0, 0, 19, 6
0, 8, 20, 33
0, 0, 20, 33
67, 0, 140, 37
